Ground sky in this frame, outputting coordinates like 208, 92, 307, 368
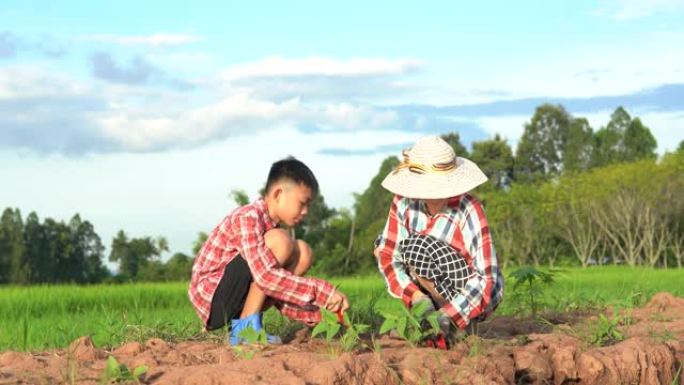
1, 0, 683, 264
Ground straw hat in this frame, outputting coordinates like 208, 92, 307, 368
381, 136, 488, 199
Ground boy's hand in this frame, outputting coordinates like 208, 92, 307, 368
325, 290, 349, 313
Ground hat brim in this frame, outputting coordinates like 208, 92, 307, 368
381, 157, 488, 199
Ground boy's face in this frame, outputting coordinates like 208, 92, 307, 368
272, 181, 313, 226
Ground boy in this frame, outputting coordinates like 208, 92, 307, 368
189, 157, 349, 345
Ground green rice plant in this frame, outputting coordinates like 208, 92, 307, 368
99, 356, 147, 384
379, 300, 441, 347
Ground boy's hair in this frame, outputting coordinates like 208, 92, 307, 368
265, 157, 319, 196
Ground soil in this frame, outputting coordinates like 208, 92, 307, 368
1, 292, 683, 385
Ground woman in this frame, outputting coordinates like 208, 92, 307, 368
374, 136, 504, 344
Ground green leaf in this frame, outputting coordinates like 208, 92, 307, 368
326, 323, 341, 341
238, 326, 260, 344
106, 356, 120, 376
311, 322, 326, 339
379, 319, 395, 335
397, 316, 407, 338
133, 365, 148, 379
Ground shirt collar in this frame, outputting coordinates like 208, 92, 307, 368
254, 198, 278, 230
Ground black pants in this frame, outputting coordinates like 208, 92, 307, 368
206, 255, 253, 331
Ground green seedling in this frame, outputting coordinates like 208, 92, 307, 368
312, 310, 369, 353
589, 308, 624, 346
509, 266, 557, 319
232, 325, 268, 360
99, 356, 147, 384
379, 300, 441, 347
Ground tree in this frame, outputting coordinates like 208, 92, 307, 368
441, 132, 469, 158
470, 134, 514, 189
230, 189, 250, 206
564, 117, 594, 172
678, 140, 684, 154
22, 212, 46, 283
192, 232, 208, 256
109, 231, 166, 280
592, 106, 657, 167
0, 208, 24, 284
164, 252, 193, 280
515, 104, 570, 181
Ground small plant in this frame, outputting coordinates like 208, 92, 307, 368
589, 309, 624, 346
232, 326, 268, 360
99, 356, 147, 384
379, 300, 441, 347
312, 310, 369, 352
509, 266, 557, 319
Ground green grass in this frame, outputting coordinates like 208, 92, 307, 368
0, 266, 682, 352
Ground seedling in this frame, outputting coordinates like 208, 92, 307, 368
509, 266, 557, 319
589, 309, 624, 346
379, 300, 441, 347
232, 325, 268, 360
311, 309, 369, 353
99, 356, 147, 384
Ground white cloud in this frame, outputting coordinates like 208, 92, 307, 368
221, 56, 422, 80
81, 33, 201, 46
96, 94, 400, 151
595, 0, 684, 20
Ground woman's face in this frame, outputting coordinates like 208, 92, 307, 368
424, 198, 448, 215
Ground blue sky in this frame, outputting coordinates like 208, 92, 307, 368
2, 0, 683, 262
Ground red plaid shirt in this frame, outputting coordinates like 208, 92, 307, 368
375, 193, 504, 329
188, 199, 335, 327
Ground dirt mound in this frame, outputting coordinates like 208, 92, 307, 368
1, 291, 682, 385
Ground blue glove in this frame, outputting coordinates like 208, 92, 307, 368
230, 313, 282, 345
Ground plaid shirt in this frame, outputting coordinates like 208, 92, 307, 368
188, 199, 335, 327
375, 193, 504, 329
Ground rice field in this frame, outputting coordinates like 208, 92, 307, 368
1, 266, 682, 352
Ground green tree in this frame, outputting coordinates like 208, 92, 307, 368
22, 212, 46, 283
230, 189, 250, 206
564, 117, 594, 172
515, 104, 571, 181
677, 140, 684, 154
109, 232, 167, 280
0, 208, 24, 284
441, 132, 469, 157
192, 232, 208, 256
164, 252, 193, 280
592, 106, 657, 167
470, 134, 514, 189
69, 215, 108, 283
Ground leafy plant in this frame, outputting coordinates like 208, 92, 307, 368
509, 266, 557, 318
379, 300, 441, 346
99, 356, 147, 384
589, 309, 624, 346
312, 310, 369, 352
232, 326, 269, 360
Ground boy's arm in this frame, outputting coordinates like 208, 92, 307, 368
375, 195, 422, 307
441, 195, 503, 329
274, 301, 321, 324
236, 214, 335, 311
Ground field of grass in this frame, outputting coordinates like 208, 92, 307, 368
1, 266, 683, 352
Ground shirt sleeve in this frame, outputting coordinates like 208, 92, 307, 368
375, 195, 422, 307
441, 196, 502, 329
274, 301, 322, 324
235, 214, 335, 314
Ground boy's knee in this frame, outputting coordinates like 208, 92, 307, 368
264, 228, 294, 266
296, 240, 313, 270
373, 247, 382, 258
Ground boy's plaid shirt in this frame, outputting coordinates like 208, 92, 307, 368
375, 193, 504, 329
188, 199, 335, 327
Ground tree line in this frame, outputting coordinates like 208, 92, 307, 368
1, 104, 682, 284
